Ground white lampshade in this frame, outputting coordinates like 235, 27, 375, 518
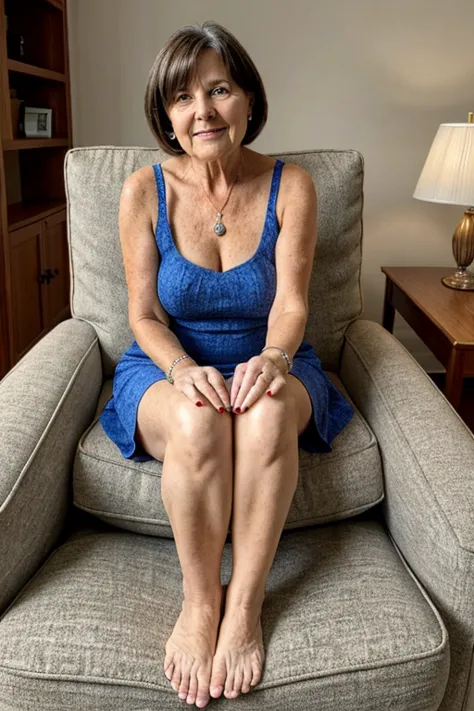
413, 123, 474, 207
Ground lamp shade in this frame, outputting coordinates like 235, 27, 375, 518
413, 123, 474, 206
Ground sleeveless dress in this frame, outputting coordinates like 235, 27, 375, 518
100, 159, 354, 462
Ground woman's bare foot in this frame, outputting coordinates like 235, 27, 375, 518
209, 602, 265, 700
164, 592, 223, 708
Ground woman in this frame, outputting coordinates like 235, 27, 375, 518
100, 21, 354, 709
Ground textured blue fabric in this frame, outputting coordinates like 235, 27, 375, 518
100, 159, 354, 462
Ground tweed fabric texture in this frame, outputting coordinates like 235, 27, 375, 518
339, 318, 474, 711
0, 319, 102, 613
73, 373, 383, 536
0, 518, 448, 710
64, 147, 363, 378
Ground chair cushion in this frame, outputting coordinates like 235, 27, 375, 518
65, 147, 363, 377
72, 373, 384, 537
0, 516, 449, 710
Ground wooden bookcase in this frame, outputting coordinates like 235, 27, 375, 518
0, 0, 72, 379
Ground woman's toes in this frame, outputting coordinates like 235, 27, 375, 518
178, 664, 191, 700
251, 660, 262, 687
233, 665, 244, 696
210, 657, 226, 698
164, 661, 174, 681
195, 671, 211, 708
224, 667, 236, 699
171, 660, 182, 692
186, 670, 198, 706
242, 658, 252, 693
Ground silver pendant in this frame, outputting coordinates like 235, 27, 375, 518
213, 212, 226, 236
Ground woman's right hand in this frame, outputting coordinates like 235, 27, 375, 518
171, 363, 232, 413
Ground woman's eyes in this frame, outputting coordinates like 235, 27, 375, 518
176, 87, 228, 102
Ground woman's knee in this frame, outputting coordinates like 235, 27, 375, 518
238, 389, 298, 451
168, 399, 232, 465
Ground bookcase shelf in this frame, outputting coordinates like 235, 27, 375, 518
0, 0, 73, 377
3, 138, 70, 150
8, 59, 66, 83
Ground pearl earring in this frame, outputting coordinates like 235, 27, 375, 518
248, 115, 252, 121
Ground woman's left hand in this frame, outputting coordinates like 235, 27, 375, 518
230, 354, 288, 412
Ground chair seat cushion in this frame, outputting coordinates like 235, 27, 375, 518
73, 374, 384, 537
0, 516, 448, 710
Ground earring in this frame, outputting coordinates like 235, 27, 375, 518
168, 131, 176, 140
248, 114, 252, 121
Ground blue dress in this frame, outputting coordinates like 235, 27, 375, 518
100, 159, 354, 462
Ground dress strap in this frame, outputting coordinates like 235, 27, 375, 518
259, 159, 284, 257
152, 163, 174, 254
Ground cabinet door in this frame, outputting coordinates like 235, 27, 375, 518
9, 222, 43, 359
40, 209, 70, 330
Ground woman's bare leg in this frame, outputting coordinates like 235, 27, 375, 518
136, 381, 234, 708
209, 376, 312, 699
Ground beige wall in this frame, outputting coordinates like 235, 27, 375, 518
67, 0, 474, 371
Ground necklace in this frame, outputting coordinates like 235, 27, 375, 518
192, 156, 241, 236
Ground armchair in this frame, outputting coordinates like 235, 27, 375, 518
0, 147, 473, 711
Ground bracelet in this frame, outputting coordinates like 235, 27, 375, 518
261, 346, 293, 373
166, 354, 190, 384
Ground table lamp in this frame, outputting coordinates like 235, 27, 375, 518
413, 112, 474, 290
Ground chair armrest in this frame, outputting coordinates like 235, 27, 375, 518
339, 318, 474, 711
0, 318, 102, 612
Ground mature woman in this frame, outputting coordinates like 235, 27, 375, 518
100, 21, 354, 709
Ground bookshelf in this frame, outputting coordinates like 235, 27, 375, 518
0, 0, 72, 378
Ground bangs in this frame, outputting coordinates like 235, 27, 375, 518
159, 41, 230, 108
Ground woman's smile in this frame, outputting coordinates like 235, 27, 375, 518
194, 127, 227, 140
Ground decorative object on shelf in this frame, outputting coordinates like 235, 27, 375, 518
5, 13, 25, 61
413, 112, 474, 290
9, 89, 23, 139
24, 106, 52, 138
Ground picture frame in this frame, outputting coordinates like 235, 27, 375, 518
24, 106, 52, 138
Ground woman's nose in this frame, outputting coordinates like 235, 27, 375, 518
194, 94, 215, 120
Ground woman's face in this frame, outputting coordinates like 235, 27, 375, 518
166, 49, 253, 161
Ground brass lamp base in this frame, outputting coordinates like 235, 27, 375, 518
442, 208, 474, 290
442, 267, 474, 290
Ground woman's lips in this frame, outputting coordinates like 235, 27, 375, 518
194, 128, 226, 139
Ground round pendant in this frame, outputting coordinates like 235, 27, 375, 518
214, 222, 226, 236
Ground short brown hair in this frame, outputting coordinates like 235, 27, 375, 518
144, 21, 268, 155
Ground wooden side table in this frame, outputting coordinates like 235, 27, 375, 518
381, 266, 474, 410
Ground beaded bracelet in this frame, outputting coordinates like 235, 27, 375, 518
166, 354, 190, 384
261, 346, 293, 373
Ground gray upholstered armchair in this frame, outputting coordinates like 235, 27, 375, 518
1, 147, 473, 711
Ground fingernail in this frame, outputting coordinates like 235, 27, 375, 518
196, 401, 204, 407
267, 391, 273, 397
234, 407, 241, 413
218, 407, 225, 413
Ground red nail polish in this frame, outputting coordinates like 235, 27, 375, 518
267, 391, 273, 397
234, 407, 241, 413
219, 407, 225, 413
196, 401, 204, 407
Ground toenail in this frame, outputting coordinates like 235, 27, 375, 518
178, 692, 187, 700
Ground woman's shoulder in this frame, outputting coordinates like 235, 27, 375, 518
121, 164, 156, 199
244, 149, 313, 189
